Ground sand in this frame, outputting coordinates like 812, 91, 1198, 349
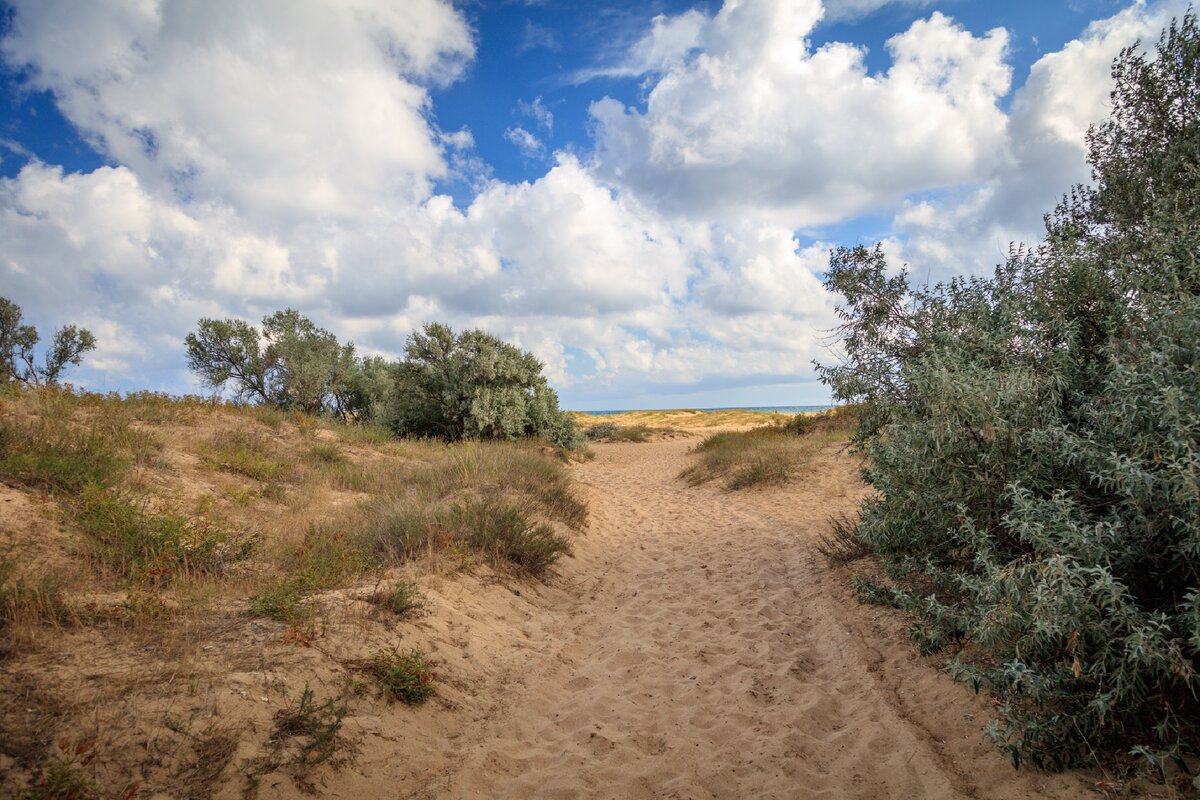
300, 437, 1101, 799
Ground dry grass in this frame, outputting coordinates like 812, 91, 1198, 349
0, 386, 588, 796
679, 408, 857, 490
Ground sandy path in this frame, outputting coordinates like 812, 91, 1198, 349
403, 439, 1095, 800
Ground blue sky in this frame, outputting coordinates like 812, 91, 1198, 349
0, 0, 1186, 409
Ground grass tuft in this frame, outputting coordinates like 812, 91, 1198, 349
270, 686, 349, 767
369, 579, 427, 617
199, 429, 287, 482
370, 647, 435, 704
816, 513, 873, 564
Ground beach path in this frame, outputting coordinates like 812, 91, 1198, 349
406, 438, 1094, 800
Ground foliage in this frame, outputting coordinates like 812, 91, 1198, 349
0, 298, 96, 388
817, 14, 1200, 769
369, 647, 435, 704
184, 309, 393, 419
387, 322, 583, 449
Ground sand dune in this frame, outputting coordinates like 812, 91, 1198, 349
306, 437, 1100, 799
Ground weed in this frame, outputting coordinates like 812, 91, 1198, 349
199, 429, 286, 482
369, 580, 427, 617
681, 425, 848, 490
335, 423, 393, 447
270, 686, 348, 767
248, 528, 370, 622
0, 417, 125, 493
72, 487, 255, 584
369, 647, 435, 704
584, 423, 668, 443
307, 442, 345, 465
16, 758, 102, 800
817, 513, 872, 564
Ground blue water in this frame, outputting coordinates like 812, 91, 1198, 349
578, 405, 835, 416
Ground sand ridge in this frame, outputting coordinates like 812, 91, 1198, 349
342, 437, 1099, 799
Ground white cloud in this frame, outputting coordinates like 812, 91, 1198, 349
887, 0, 1190, 281
589, 2, 1012, 226
518, 97, 554, 132
504, 126, 547, 159
1, 0, 475, 224
0, 0, 1184, 407
576, 10, 708, 80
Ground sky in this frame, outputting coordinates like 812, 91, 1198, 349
0, 0, 1188, 410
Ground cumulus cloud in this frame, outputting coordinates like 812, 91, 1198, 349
0, 0, 1183, 406
589, 1, 1011, 226
887, 0, 1191, 281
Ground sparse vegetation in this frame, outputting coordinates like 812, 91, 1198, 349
369, 647, 436, 705
680, 414, 852, 490
369, 579, 427, 617
270, 686, 350, 767
583, 423, 677, 443
199, 428, 287, 482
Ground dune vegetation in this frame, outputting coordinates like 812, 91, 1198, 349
0, 386, 586, 796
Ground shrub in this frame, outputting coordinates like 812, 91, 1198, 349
369, 648, 435, 704
185, 310, 392, 420
387, 322, 583, 450
817, 14, 1200, 769
270, 686, 348, 767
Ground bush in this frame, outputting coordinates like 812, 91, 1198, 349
369, 648, 435, 704
387, 322, 583, 450
817, 14, 1200, 769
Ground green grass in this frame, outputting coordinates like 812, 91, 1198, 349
199, 429, 287, 482
249, 528, 372, 621
681, 423, 851, 490
370, 647, 435, 704
369, 579, 427, 617
0, 417, 127, 493
72, 487, 255, 584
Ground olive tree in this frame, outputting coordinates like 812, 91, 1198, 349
388, 322, 582, 449
0, 297, 96, 387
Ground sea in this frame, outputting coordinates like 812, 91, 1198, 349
578, 405, 835, 416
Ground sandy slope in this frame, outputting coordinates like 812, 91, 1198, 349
324, 438, 1100, 800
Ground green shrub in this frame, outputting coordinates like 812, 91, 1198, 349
370, 648, 435, 704
0, 417, 126, 493
387, 322, 583, 450
72, 487, 254, 584
817, 14, 1200, 769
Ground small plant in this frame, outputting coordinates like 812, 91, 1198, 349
270, 686, 348, 766
584, 423, 663, 443
816, 513, 872, 565
307, 442, 345, 464
249, 528, 370, 622
199, 429, 286, 482
369, 580, 427, 617
369, 647, 435, 704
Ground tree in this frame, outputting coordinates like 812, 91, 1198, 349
0, 297, 96, 387
185, 310, 388, 419
388, 322, 583, 449
817, 13, 1200, 771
